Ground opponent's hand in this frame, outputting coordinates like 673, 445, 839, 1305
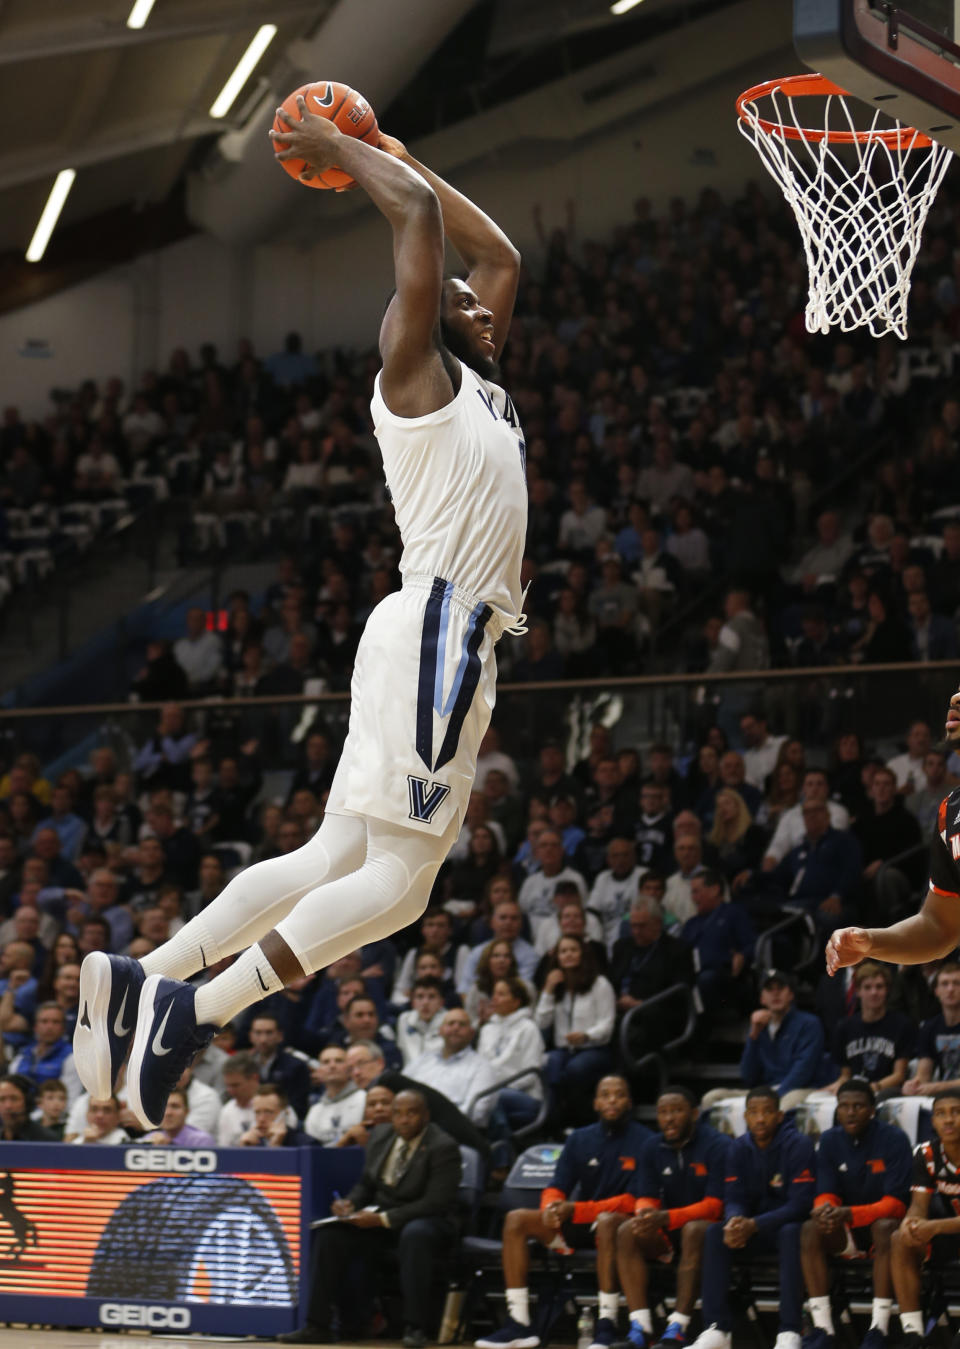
825, 926, 873, 976
377, 132, 408, 160
270, 96, 344, 175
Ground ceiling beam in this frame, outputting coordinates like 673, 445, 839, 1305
0, 1, 319, 66
0, 116, 219, 192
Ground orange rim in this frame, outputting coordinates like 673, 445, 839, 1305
737, 73, 934, 148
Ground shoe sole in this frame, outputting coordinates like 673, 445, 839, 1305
474, 1339, 540, 1349
126, 973, 166, 1130
74, 952, 118, 1099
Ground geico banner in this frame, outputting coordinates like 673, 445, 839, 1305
0, 1142, 340, 1336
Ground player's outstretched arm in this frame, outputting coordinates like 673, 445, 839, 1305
379, 134, 520, 359
826, 888, 960, 974
271, 101, 449, 419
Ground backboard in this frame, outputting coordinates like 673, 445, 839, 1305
795, 0, 960, 148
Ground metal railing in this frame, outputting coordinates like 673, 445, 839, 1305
4, 658, 958, 780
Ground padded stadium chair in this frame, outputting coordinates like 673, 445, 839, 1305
792, 1093, 838, 1141
456, 1142, 566, 1341
458, 1146, 487, 1228
876, 1095, 936, 1144
58, 501, 96, 528
166, 451, 200, 496
124, 479, 164, 512
708, 1096, 747, 1140
96, 497, 132, 530
211, 841, 253, 878
222, 510, 262, 556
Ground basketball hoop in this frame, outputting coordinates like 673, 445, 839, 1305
736, 74, 953, 339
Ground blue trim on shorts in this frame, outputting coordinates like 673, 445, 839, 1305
416, 576, 448, 770
433, 600, 492, 771
416, 576, 492, 773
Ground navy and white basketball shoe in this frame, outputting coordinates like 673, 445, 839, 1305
74, 952, 145, 1099
126, 975, 216, 1129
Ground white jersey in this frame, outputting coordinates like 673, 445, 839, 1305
371, 359, 527, 626
326, 359, 528, 838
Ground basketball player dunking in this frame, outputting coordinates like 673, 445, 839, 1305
827, 687, 960, 979
74, 96, 527, 1129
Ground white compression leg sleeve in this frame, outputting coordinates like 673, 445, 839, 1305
139, 812, 368, 982
193, 816, 454, 1027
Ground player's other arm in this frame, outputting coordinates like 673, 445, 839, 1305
380, 134, 520, 359
271, 100, 448, 419
826, 887, 959, 974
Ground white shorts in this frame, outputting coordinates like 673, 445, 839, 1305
325, 573, 503, 837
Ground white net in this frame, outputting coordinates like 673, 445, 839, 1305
737, 78, 954, 339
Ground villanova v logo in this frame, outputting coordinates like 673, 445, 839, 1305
407, 775, 451, 824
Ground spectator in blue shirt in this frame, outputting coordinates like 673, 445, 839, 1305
264, 332, 319, 389
766, 802, 863, 931
679, 870, 755, 1010
324, 993, 401, 1071
704, 970, 825, 1111
474, 1075, 653, 1349
30, 827, 83, 890
0, 939, 40, 1047
10, 1001, 81, 1102
693, 1085, 815, 1349
31, 784, 86, 862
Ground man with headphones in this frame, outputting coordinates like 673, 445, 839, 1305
0, 1076, 57, 1141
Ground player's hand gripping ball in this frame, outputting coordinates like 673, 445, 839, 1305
272, 81, 379, 189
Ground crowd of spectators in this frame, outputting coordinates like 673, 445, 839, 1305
8, 178, 960, 686
0, 693, 953, 1145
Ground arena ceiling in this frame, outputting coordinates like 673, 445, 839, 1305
0, 0, 757, 307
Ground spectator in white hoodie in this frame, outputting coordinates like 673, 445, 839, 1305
477, 976, 545, 1132
395, 976, 447, 1066
536, 935, 616, 1119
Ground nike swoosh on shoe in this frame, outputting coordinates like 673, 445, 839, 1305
152, 1002, 175, 1056
113, 988, 131, 1038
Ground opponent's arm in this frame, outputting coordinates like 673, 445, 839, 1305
380, 135, 520, 359
271, 101, 448, 418
826, 888, 960, 974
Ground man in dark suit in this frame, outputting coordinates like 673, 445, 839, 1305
281, 1089, 461, 1347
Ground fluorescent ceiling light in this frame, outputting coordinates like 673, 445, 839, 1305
26, 169, 76, 263
209, 24, 277, 119
611, 0, 645, 12
126, 0, 157, 29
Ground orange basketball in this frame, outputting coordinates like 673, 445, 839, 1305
273, 80, 379, 190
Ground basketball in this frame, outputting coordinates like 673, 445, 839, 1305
273, 81, 379, 190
